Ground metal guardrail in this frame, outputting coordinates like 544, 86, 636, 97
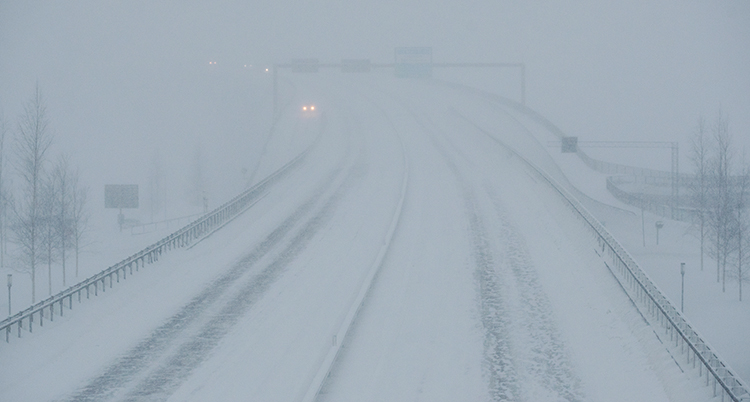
606, 176, 694, 222
129, 213, 204, 235
1, 148, 310, 343
457, 112, 750, 402
532, 149, 750, 402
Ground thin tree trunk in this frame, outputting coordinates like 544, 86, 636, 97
700, 218, 704, 271
716, 230, 721, 283
75, 233, 79, 277
737, 221, 742, 301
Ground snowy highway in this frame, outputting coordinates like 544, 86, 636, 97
0, 75, 711, 401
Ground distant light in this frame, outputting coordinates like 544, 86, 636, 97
310, 105, 315, 111
302, 106, 307, 111
265, 68, 269, 72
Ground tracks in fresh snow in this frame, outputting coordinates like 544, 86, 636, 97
66, 123, 362, 402
407, 105, 584, 401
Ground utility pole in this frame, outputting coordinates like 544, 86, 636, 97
655, 221, 664, 245
7, 274, 11, 317
680, 262, 685, 312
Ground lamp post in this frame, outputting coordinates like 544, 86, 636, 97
680, 263, 685, 312
655, 221, 664, 245
7, 274, 11, 317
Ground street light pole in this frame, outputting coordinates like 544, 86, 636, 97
680, 263, 685, 312
7, 274, 11, 317
655, 221, 664, 245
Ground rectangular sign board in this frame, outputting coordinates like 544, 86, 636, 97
291, 58, 320, 73
341, 59, 371, 73
561, 137, 578, 153
394, 47, 433, 78
105, 184, 139, 209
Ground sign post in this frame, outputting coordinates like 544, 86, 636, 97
655, 221, 664, 245
680, 262, 686, 312
561, 137, 578, 153
7, 274, 11, 317
105, 185, 139, 231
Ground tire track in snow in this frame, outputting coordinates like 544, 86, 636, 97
119, 163, 363, 402
65, 168, 340, 402
401, 105, 521, 401
66, 116, 360, 401
440, 104, 585, 401
465, 196, 522, 402
438, 107, 584, 401
410, 102, 584, 401
484, 184, 585, 402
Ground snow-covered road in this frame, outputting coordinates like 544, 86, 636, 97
0, 74, 711, 401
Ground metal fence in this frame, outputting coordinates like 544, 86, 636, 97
538, 156, 749, 402
606, 176, 694, 222
1, 149, 309, 343
456, 111, 750, 402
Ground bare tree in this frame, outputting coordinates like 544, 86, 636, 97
706, 111, 736, 292
40, 175, 57, 296
0, 108, 8, 269
52, 155, 73, 287
70, 171, 88, 278
148, 150, 165, 222
689, 117, 710, 271
11, 85, 53, 303
732, 155, 749, 301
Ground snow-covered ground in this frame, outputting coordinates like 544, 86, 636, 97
0, 74, 731, 401
494, 95, 750, 386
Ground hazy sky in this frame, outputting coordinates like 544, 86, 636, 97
1, 0, 748, 212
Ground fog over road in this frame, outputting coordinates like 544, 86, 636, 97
0, 75, 711, 401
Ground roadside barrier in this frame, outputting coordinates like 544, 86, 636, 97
458, 112, 750, 402
1, 146, 311, 343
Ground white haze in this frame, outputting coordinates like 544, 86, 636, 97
1, 0, 748, 224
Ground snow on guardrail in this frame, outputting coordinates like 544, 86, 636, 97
457, 111, 750, 402
0, 143, 313, 344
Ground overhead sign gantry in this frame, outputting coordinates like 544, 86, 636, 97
272, 48, 526, 118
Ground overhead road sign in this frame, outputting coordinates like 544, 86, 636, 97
394, 47, 433, 78
105, 185, 139, 209
561, 137, 578, 153
341, 59, 371, 73
291, 58, 320, 73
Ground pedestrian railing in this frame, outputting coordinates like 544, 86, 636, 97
1, 147, 311, 343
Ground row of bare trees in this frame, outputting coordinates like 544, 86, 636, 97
1, 86, 89, 304
690, 112, 750, 301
